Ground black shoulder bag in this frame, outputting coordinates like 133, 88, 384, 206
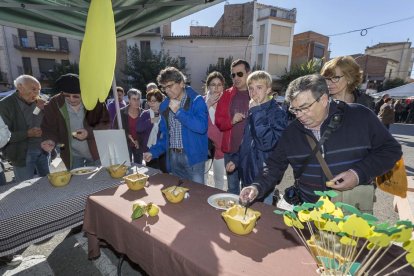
277, 107, 344, 206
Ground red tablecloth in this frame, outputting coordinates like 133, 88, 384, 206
83, 173, 318, 276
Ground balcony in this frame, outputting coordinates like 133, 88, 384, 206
12, 35, 69, 54
258, 7, 296, 22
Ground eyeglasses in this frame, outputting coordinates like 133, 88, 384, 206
63, 93, 80, 99
209, 83, 223, 88
289, 95, 322, 115
160, 82, 176, 92
324, 75, 344, 83
231, 72, 244, 78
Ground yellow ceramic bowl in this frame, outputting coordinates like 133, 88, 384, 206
123, 173, 149, 191
221, 205, 261, 235
48, 171, 72, 187
162, 186, 189, 203
107, 164, 128, 178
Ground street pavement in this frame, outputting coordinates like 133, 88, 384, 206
1, 123, 413, 275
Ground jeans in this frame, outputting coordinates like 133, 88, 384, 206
170, 151, 204, 184
13, 148, 50, 183
129, 146, 143, 165
0, 171, 5, 185
224, 153, 240, 195
71, 156, 100, 170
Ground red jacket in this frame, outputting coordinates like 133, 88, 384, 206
215, 86, 237, 153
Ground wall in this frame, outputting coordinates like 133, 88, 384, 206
291, 31, 329, 67
163, 37, 246, 93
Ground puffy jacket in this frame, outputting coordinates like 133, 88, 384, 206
149, 86, 208, 170
254, 100, 402, 203
231, 99, 287, 187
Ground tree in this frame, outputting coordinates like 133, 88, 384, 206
206, 56, 233, 89
379, 77, 406, 92
279, 60, 322, 92
124, 45, 184, 94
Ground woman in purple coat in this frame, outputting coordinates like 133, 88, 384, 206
136, 89, 166, 172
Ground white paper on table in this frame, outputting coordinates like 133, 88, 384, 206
94, 129, 130, 167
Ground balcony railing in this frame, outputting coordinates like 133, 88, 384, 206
259, 7, 296, 22
12, 34, 69, 54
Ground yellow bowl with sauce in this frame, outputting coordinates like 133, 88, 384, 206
48, 171, 72, 187
107, 164, 128, 178
221, 205, 261, 235
123, 173, 149, 191
162, 186, 189, 203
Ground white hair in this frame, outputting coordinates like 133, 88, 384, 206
13, 75, 39, 87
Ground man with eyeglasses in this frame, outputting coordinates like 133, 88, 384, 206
215, 59, 251, 195
143, 67, 208, 184
240, 74, 401, 212
0, 75, 50, 184
40, 73, 110, 170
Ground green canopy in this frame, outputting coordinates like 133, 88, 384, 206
0, 0, 222, 40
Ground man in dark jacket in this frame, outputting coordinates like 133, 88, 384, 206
0, 75, 49, 183
40, 74, 110, 170
240, 74, 402, 209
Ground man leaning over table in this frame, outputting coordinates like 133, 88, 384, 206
143, 67, 208, 184
0, 75, 49, 183
40, 73, 110, 170
239, 74, 402, 214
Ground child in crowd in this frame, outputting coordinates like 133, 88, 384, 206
226, 71, 287, 203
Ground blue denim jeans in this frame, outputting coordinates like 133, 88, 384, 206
13, 147, 50, 183
71, 156, 101, 170
170, 151, 205, 184
224, 153, 240, 195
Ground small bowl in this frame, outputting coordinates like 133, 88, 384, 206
221, 205, 261, 235
48, 171, 72, 187
162, 186, 189, 203
123, 173, 149, 191
107, 164, 128, 178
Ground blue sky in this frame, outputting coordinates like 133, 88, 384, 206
172, 0, 414, 76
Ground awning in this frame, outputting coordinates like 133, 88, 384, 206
0, 0, 222, 41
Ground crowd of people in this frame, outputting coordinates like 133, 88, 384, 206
0, 55, 407, 266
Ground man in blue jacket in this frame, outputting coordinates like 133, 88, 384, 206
240, 74, 402, 212
143, 67, 208, 184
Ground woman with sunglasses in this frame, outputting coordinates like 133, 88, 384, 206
203, 71, 226, 190
321, 56, 373, 108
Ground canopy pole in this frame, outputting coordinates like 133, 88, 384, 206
112, 78, 123, 129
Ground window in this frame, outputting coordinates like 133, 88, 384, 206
38, 58, 55, 79
313, 44, 325, 59
59, 37, 69, 51
18, 29, 29, 47
22, 57, 32, 75
259, 24, 265, 45
257, 54, 263, 70
268, 54, 288, 76
179, 57, 186, 68
35, 32, 53, 49
140, 41, 151, 53
270, 25, 291, 47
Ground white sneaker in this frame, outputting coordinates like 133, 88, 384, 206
6, 255, 23, 267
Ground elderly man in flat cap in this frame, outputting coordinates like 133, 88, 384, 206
0, 74, 50, 183
40, 73, 110, 170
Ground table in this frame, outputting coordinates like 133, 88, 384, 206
0, 165, 160, 257
83, 173, 318, 276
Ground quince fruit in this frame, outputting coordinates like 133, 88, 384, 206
147, 203, 159, 217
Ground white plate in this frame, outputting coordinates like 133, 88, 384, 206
207, 193, 239, 210
70, 166, 99, 175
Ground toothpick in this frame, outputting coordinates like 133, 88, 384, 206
364, 244, 392, 275
382, 262, 411, 276
355, 245, 376, 276
343, 237, 362, 276
372, 251, 407, 276
357, 246, 382, 276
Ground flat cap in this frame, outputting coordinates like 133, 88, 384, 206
56, 73, 80, 94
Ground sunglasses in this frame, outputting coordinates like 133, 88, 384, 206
231, 72, 244, 78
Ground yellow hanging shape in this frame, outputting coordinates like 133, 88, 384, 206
318, 196, 336, 214
298, 210, 311, 222
342, 214, 371, 238
368, 232, 391, 248
392, 226, 413, 243
79, 0, 116, 110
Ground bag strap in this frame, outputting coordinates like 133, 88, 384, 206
306, 135, 334, 180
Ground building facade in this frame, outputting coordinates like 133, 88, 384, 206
291, 31, 330, 67
365, 42, 414, 82
0, 25, 81, 91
